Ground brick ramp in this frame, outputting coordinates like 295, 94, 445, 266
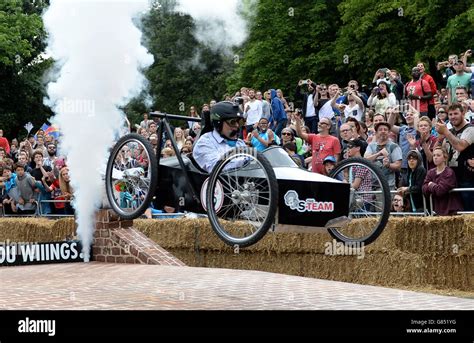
92, 210, 185, 266
0, 262, 472, 310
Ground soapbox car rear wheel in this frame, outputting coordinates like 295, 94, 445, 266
328, 157, 390, 246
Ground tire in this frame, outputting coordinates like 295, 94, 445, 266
206, 147, 278, 248
328, 157, 390, 246
105, 133, 158, 220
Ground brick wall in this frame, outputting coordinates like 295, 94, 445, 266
93, 210, 185, 266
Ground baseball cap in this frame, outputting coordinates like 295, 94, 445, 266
323, 155, 336, 164
346, 138, 364, 149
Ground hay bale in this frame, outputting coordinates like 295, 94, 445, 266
0, 218, 54, 242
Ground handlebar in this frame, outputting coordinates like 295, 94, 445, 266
149, 111, 202, 123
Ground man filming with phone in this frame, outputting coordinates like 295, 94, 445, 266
295, 78, 319, 133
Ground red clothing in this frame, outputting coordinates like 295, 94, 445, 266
307, 134, 341, 174
421, 73, 437, 105
406, 79, 431, 113
422, 167, 463, 215
0, 137, 10, 155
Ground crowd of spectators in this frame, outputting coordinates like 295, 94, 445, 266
1, 50, 473, 217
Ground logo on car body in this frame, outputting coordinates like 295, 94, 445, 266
284, 190, 334, 213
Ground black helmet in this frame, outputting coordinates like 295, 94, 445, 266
210, 101, 244, 129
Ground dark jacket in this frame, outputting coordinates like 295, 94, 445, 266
400, 150, 426, 212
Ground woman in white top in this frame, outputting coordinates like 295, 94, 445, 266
174, 127, 186, 151
368, 79, 397, 115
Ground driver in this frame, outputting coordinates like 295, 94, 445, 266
193, 101, 247, 173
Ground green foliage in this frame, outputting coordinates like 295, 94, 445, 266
2, 0, 474, 138
0, 0, 52, 139
227, 0, 474, 100
124, 0, 236, 127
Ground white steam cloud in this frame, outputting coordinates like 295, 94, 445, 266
43, 0, 153, 261
176, 0, 248, 53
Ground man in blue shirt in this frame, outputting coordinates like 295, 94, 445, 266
193, 101, 247, 173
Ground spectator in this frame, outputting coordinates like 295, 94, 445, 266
30, 150, 53, 215
283, 141, 303, 167
388, 106, 419, 178
174, 127, 186, 151
322, 155, 337, 176
277, 89, 291, 112
388, 69, 405, 101
364, 121, 402, 190
0, 129, 10, 156
422, 147, 463, 215
334, 88, 365, 122
391, 194, 409, 213
247, 118, 277, 152
269, 89, 288, 137
243, 89, 263, 135
58, 166, 74, 215
346, 138, 372, 206
436, 103, 474, 211
140, 113, 153, 130
295, 116, 341, 174
295, 79, 318, 134
43, 142, 57, 169
0, 165, 17, 213
437, 54, 458, 85
447, 60, 471, 104
367, 79, 396, 115
414, 116, 437, 170
260, 91, 272, 121
11, 162, 37, 214
417, 62, 438, 119
405, 67, 432, 117
397, 150, 426, 213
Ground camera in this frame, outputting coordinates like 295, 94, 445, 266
301, 80, 308, 85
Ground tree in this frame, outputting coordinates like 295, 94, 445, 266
226, 0, 343, 103
0, 0, 52, 139
124, 0, 236, 127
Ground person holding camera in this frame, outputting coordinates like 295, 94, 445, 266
437, 54, 458, 85
295, 79, 318, 134
367, 79, 396, 115
331, 88, 364, 122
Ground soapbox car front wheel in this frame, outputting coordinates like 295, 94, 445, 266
328, 157, 390, 246
105, 133, 158, 220
206, 147, 278, 248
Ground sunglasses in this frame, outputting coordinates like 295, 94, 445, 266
281, 132, 293, 136
225, 119, 242, 126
